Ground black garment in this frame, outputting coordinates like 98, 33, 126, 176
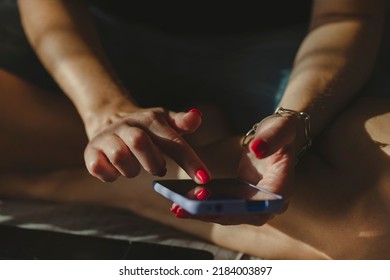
88, 0, 312, 36
0, 1, 308, 133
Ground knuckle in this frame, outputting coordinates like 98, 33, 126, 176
150, 107, 165, 115
143, 108, 166, 125
87, 159, 103, 175
108, 146, 128, 165
170, 135, 185, 146
85, 152, 104, 174
143, 110, 156, 121
87, 161, 119, 182
128, 129, 149, 150
84, 148, 121, 182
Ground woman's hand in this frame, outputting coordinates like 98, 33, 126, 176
171, 114, 300, 226
83, 101, 211, 184
237, 114, 298, 218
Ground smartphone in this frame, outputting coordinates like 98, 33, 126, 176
153, 178, 284, 215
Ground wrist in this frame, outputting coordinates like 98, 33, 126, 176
81, 95, 139, 139
242, 107, 312, 163
274, 107, 312, 162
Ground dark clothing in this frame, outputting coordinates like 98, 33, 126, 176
88, 0, 312, 36
1, 0, 388, 135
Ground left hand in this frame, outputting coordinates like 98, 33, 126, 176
236, 114, 297, 224
171, 114, 300, 226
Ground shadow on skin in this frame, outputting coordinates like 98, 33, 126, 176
272, 96, 390, 259
0, 96, 389, 259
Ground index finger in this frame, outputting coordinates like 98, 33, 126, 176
157, 132, 211, 184
146, 117, 211, 184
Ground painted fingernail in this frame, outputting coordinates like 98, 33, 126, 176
250, 139, 269, 159
170, 205, 180, 214
195, 188, 211, 200
195, 169, 210, 185
188, 108, 202, 117
176, 208, 190, 218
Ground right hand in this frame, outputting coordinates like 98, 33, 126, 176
83, 102, 211, 183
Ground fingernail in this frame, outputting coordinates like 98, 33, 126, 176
195, 169, 210, 185
195, 188, 211, 200
170, 205, 180, 214
250, 139, 269, 159
188, 108, 202, 118
176, 208, 190, 218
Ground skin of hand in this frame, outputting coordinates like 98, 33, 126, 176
170, 0, 385, 225
17, 0, 211, 184
18, 0, 384, 225
171, 115, 297, 226
84, 103, 211, 184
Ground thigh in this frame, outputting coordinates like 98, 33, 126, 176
202, 96, 390, 260
1, 95, 388, 260
270, 96, 390, 259
121, 95, 390, 259
0, 69, 87, 171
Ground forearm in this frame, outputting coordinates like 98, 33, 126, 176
17, 0, 136, 128
279, 0, 384, 138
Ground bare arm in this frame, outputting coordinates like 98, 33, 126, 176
279, 0, 385, 138
17, 0, 210, 183
17, 0, 134, 135
233, 0, 386, 226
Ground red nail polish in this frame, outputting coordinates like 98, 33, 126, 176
195, 169, 210, 185
195, 188, 211, 200
188, 108, 202, 117
250, 139, 269, 159
176, 208, 190, 218
170, 205, 180, 214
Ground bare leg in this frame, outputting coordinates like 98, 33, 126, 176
1, 69, 390, 259
275, 96, 390, 259
0, 69, 87, 171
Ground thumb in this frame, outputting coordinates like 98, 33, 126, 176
169, 108, 202, 134
249, 115, 297, 159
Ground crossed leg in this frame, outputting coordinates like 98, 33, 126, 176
1, 69, 390, 259
0, 69, 87, 171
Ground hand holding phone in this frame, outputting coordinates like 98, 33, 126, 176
153, 178, 284, 216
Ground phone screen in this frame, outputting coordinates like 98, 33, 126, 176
153, 178, 283, 215
154, 178, 282, 201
